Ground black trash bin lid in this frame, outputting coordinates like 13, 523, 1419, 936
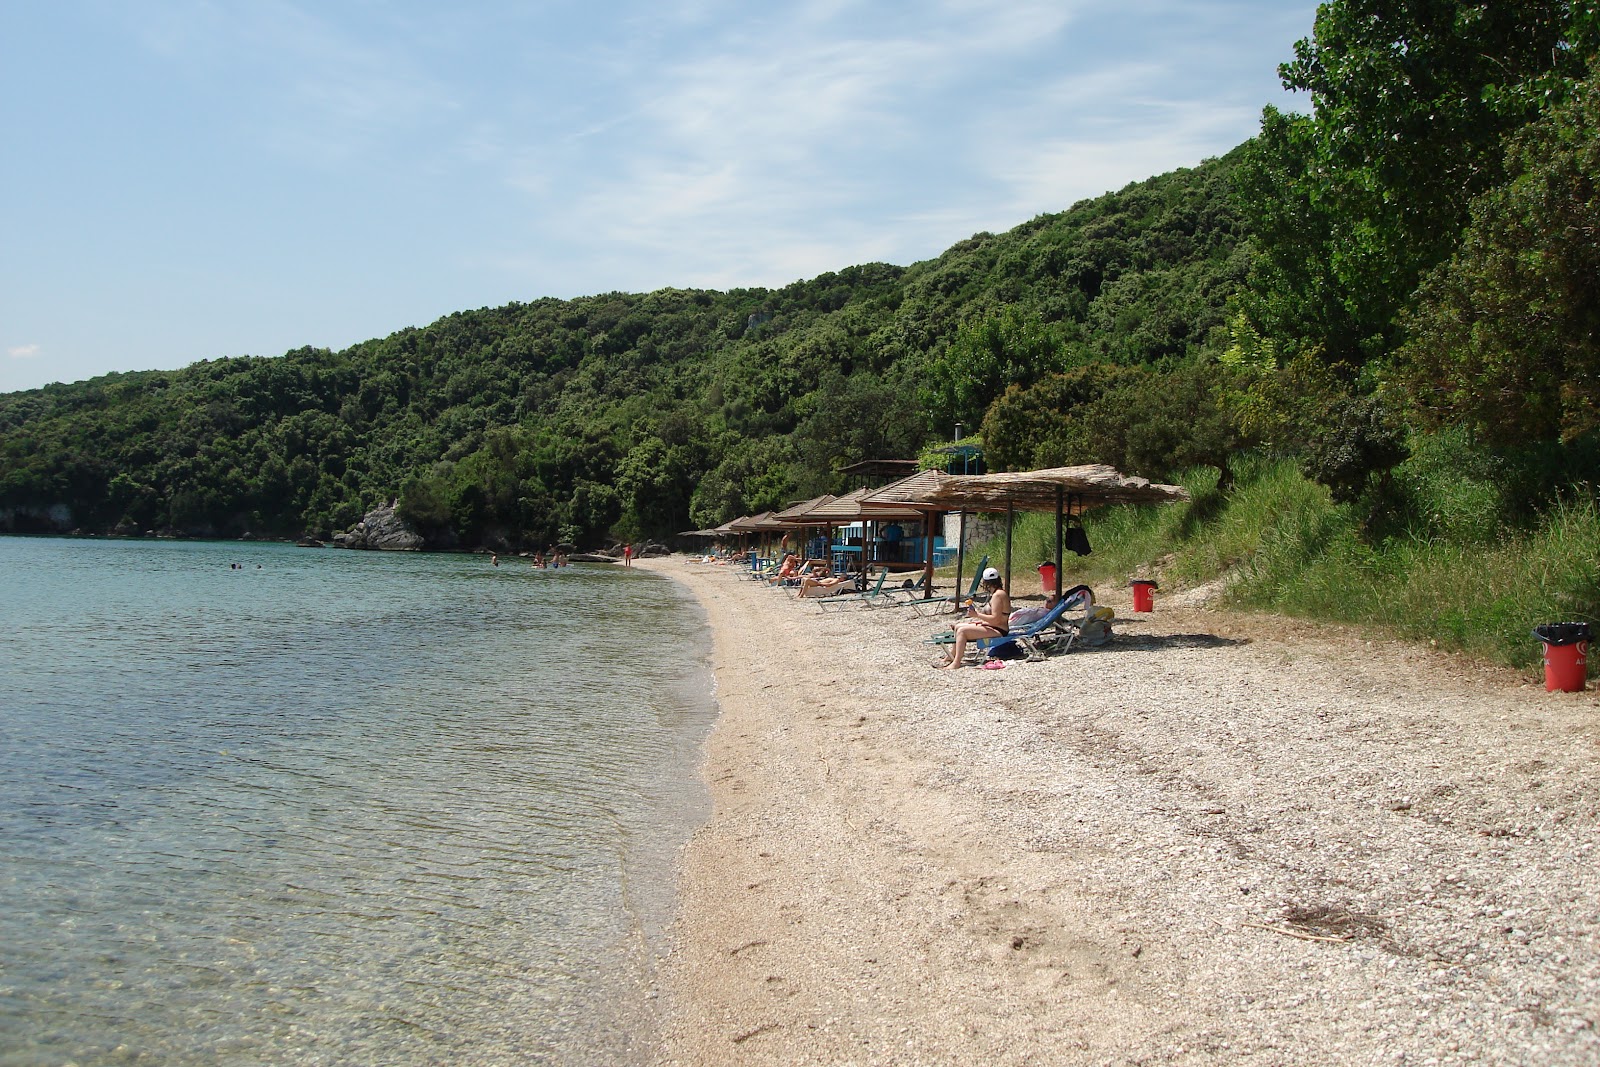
1533, 622, 1592, 646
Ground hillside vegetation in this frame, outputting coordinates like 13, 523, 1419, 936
0, 152, 1248, 546
2, 1, 1597, 659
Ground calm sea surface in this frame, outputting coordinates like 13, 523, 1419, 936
0, 537, 717, 1066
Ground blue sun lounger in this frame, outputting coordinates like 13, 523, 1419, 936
929, 585, 1095, 662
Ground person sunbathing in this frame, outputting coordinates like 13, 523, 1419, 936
796, 565, 854, 598
935, 567, 1011, 669
1008, 584, 1093, 628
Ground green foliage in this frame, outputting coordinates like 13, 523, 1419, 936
979, 363, 1137, 472
397, 471, 453, 535
1397, 64, 1600, 444
1297, 393, 1409, 506
1384, 426, 1511, 544
920, 304, 1066, 434
916, 436, 985, 475
0, 155, 1255, 547
981, 357, 1245, 487
688, 436, 799, 530
1231, 2, 1599, 509
1383, 425, 1600, 541
1077, 358, 1247, 487
1238, 0, 1593, 372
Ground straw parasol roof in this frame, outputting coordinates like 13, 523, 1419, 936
856, 468, 947, 509
769, 494, 837, 526
865, 464, 1188, 514
726, 511, 774, 532
750, 512, 792, 531
805, 486, 925, 522
834, 458, 920, 484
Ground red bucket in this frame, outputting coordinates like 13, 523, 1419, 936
1130, 580, 1157, 613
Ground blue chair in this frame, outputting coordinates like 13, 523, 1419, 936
896, 556, 989, 617
929, 585, 1096, 662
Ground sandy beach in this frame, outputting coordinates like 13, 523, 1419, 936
638, 555, 1600, 1066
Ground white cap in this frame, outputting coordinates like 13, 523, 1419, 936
981, 567, 1000, 581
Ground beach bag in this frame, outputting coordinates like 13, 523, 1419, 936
1078, 606, 1114, 647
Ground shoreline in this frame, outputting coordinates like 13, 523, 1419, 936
638, 554, 1600, 1066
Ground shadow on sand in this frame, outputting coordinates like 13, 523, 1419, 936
1081, 632, 1250, 653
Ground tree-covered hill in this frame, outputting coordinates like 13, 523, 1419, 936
0, 149, 1252, 548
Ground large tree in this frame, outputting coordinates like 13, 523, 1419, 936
1397, 64, 1600, 443
1239, 0, 1597, 371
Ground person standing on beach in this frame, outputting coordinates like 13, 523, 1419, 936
937, 567, 1011, 668
623, 543, 633, 568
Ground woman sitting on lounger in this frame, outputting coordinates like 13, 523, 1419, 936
936, 567, 1011, 669
767, 552, 801, 585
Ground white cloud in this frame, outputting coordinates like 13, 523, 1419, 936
8, 344, 41, 360
533, 5, 1078, 282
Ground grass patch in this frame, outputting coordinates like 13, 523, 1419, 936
958, 454, 1599, 672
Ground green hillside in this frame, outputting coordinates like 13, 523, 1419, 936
0, 152, 1249, 548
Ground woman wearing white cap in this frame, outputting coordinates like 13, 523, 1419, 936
935, 567, 1011, 669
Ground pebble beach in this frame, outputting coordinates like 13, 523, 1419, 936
640, 555, 1600, 1066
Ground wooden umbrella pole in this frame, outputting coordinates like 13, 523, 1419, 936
1004, 499, 1015, 589
1054, 485, 1064, 601
955, 511, 968, 603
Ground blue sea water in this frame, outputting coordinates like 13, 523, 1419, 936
0, 537, 717, 1066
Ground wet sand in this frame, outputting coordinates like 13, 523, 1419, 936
640, 556, 1600, 1066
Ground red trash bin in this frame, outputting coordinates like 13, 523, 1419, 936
1130, 579, 1157, 612
1534, 623, 1591, 692
1037, 561, 1057, 597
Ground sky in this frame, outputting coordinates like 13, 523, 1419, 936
0, 1, 1318, 395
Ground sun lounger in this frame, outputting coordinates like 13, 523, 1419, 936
929, 585, 1096, 662
894, 556, 989, 617
814, 568, 890, 611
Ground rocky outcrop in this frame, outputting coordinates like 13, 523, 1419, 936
332, 502, 426, 551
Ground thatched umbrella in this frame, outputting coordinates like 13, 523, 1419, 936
854, 469, 950, 600
723, 512, 775, 565
765, 494, 838, 559
868, 464, 1189, 598
919, 465, 1189, 513
803, 489, 926, 576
